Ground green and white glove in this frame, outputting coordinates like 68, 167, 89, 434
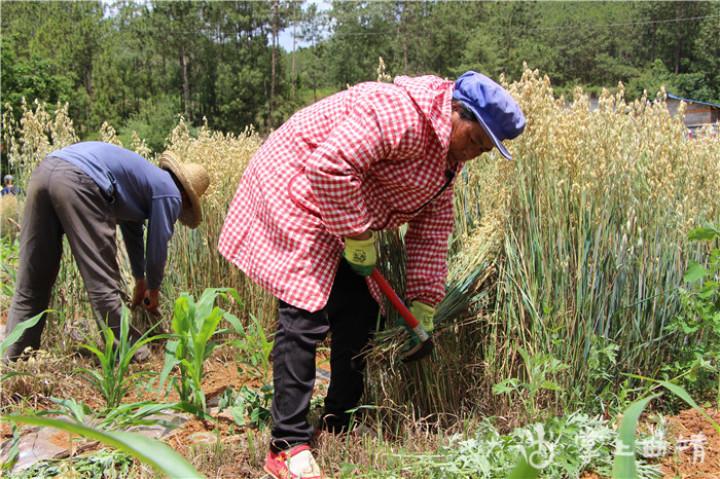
410, 301, 435, 333
343, 232, 377, 276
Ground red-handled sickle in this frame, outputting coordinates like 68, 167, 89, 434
370, 268, 433, 362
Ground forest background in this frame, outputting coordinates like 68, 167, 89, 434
2, 0, 719, 157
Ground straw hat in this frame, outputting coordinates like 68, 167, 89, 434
159, 152, 210, 229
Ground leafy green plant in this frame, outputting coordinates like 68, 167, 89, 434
231, 312, 273, 380
662, 225, 720, 399
158, 288, 243, 416
397, 412, 657, 479
47, 397, 178, 431
2, 415, 203, 478
217, 385, 273, 430
0, 236, 19, 306
492, 346, 569, 418
7, 449, 133, 479
78, 307, 163, 409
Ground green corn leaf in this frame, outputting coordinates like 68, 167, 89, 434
3, 415, 203, 478
0, 311, 46, 357
612, 394, 659, 479
658, 381, 720, 435
195, 288, 223, 321
223, 311, 245, 334
157, 343, 180, 392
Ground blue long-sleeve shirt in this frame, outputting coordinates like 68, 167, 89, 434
50, 142, 181, 289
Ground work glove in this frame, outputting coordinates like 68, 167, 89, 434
410, 301, 435, 333
131, 278, 147, 308
343, 232, 377, 276
143, 289, 161, 315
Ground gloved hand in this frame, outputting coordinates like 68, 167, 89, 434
410, 301, 435, 333
143, 289, 161, 315
131, 278, 147, 308
343, 232, 377, 276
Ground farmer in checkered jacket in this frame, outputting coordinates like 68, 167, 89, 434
219, 71, 525, 479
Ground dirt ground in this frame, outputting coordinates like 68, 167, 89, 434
1, 346, 719, 478
659, 408, 720, 479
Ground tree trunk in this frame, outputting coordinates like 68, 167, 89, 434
270, 0, 279, 124
179, 44, 191, 120
291, 21, 297, 100
673, 2, 682, 74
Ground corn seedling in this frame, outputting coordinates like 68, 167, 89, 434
158, 288, 243, 416
78, 307, 164, 410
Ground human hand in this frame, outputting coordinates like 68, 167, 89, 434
410, 301, 435, 333
143, 289, 161, 315
343, 231, 377, 276
132, 278, 147, 308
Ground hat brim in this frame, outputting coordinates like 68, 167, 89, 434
465, 104, 513, 161
159, 153, 202, 229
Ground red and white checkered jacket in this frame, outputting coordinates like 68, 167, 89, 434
218, 75, 460, 312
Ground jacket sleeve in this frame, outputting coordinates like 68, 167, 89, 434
145, 196, 182, 290
120, 222, 146, 279
304, 90, 422, 237
404, 186, 455, 306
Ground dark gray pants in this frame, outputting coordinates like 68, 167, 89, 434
4, 157, 123, 360
270, 260, 379, 453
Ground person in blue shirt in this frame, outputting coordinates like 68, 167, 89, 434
4, 142, 210, 361
1, 174, 21, 196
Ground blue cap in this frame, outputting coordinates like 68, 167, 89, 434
452, 71, 526, 160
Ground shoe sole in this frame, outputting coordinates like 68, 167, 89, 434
262, 465, 323, 479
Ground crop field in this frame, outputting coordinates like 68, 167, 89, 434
1, 69, 719, 478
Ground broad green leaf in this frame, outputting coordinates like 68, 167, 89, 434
612, 394, 659, 479
658, 381, 720, 435
157, 349, 180, 392
688, 226, 719, 241
684, 262, 707, 283
196, 288, 223, 322
223, 311, 245, 334
540, 380, 564, 392
508, 450, 540, 479
492, 378, 519, 395
3, 415, 203, 478
0, 312, 46, 356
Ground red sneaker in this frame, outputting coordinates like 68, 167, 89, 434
263, 444, 324, 479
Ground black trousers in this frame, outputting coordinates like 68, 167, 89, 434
270, 260, 379, 452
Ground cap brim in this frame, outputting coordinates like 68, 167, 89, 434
466, 104, 513, 161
